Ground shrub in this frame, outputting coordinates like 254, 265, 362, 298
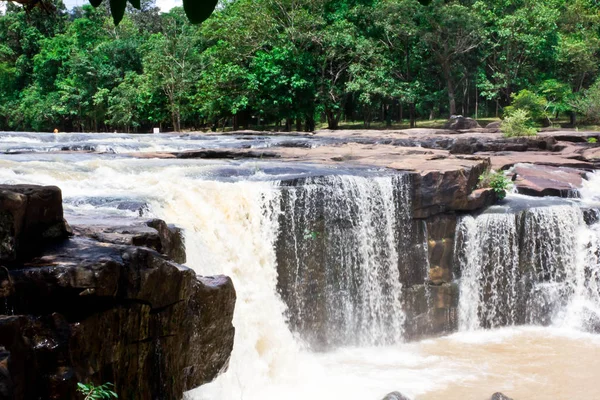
478, 170, 512, 200
77, 382, 118, 400
588, 137, 598, 144
504, 89, 548, 123
501, 109, 538, 137
572, 80, 600, 124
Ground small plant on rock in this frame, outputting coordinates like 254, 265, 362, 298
501, 109, 538, 137
77, 382, 118, 400
588, 137, 598, 144
478, 170, 512, 200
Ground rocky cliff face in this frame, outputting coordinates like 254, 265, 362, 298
0, 185, 235, 400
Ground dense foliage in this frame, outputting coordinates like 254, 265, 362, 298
1, 0, 600, 132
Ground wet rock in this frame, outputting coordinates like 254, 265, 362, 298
426, 214, 457, 285
443, 115, 481, 130
382, 391, 412, 400
115, 200, 149, 216
0, 237, 235, 400
0, 185, 69, 264
146, 219, 186, 264
491, 393, 514, 400
72, 219, 186, 264
512, 164, 585, 198
583, 208, 600, 225
403, 283, 459, 340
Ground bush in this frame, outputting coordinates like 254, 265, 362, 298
501, 109, 538, 137
504, 89, 549, 123
588, 137, 598, 144
478, 170, 512, 200
572, 80, 600, 124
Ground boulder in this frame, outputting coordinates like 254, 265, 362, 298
0, 185, 69, 264
448, 136, 557, 155
486, 121, 502, 130
382, 391, 412, 400
73, 219, 186, 264
512, 164, 585, 198
491, 393, 514, 400
583, 208, 600, 225
443, 115, 482, 130
411, 159, 497, 219
0, 236, 235, 400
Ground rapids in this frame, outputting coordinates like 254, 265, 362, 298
1, 132, 600, 400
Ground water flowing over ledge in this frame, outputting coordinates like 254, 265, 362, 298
1, 133, 600, 399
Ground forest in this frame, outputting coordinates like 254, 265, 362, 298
1, 0, 600, 132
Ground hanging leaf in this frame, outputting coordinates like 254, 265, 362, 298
182, 0, 218, 25
89, 0, 103, 7
109, 0, 127, 25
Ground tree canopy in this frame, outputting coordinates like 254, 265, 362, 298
1, 0, 600, 132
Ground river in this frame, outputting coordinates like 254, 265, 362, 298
1, 132, 599, 400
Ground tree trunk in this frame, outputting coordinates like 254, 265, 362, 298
304, 115, 315, 132
172, 111, 180, 132
233, 115, 239, 131
326, 109, 339, 129
447, 82, 457, 116
409, 103, 416, 128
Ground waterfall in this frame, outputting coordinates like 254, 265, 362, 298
276, 174, 412, 347
456, 213, 520, 330
456, 204, 600, 332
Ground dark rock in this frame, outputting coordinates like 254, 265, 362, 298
443, 115, 481, 130
403, 283, 459, 340
175, 149, 280, 159
146, 219, 186, 264
491, 393, 514, 400
382, 391, 412, 400
115, 200, 149, 216
72, 219, 186, 264
0, 237, 235, 400
486, 121, 502, 130
426, 214, 457, 285
0, 185, 69, 264
512, 164, 584, 198
411, 159, 497, 219
583, 208, 600, 225
448, 136, 557, 155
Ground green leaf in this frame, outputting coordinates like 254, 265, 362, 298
110, 0, 127, 26
182, 0, 218, 24
128, 0, 141, 10
89, 0, 103, 7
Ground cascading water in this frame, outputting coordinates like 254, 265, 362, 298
276, 174, 412, 347
455, 212, 520, 330
456, 203, 600, 332
2, 133, 600, 400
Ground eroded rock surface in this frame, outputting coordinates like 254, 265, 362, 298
0, 185, 69, 264
0, 186, 235, 400
511, 164, 585, 197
